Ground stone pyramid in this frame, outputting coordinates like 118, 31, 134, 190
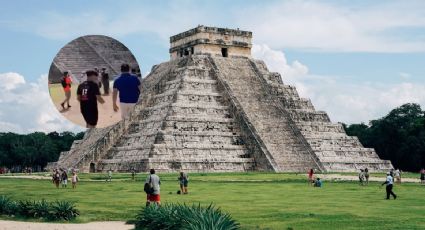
49, 26, 393, 173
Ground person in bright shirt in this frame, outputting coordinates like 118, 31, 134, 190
60, 71, 73, 109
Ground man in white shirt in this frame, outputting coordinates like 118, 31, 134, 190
381, 172, 397, 200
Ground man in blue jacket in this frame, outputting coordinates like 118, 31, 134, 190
112, 64, 141, 119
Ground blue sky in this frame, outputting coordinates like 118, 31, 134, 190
0, 0, 424, 133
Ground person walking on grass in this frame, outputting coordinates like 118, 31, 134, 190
60, 71, 72, 110
359, 169, 365, 186
112, 64, 141, 120
308, 168, 314, 185
107, 169, 112, 182
420, 168, 425, 184
131, 169, 136, 181
52, 169, 60, 189
364, 168, 370, 185
145, 169, 161, 207
381, 172, 397, 200
178, 171, 189, 194
71, 171, 79, 189
77, 70, 105, 128
394, 169, 401, 184
61, 169, 68, 188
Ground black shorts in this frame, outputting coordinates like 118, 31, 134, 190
81, 106, 98, 126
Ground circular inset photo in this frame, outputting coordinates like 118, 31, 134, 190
48, 35, 141, 128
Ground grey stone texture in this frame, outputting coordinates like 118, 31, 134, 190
48, 27, 393, 173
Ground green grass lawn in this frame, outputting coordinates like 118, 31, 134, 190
1, 173, 424, 229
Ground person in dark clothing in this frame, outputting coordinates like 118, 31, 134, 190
101, 68, 110, 95
61, 170, 68, 188
77, 70, 105, 128
381, 172, 397, 200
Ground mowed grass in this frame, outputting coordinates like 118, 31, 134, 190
1, 172, 424, 229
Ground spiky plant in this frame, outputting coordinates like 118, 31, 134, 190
17, 200, 36, 217
51, 200, 79, 221
33, 199, 52, 219
134, 203, 239, 230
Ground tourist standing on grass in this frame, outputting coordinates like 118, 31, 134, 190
364, 168, 370, 185
107, 169, 112, 182
112, 64, 141, 120
61, 170, 68, 188
53, 169, 60, 188
60, 71, 72, 110
72, 172, 78, 189
394, 169, 401, 184
381, 172, 397, 200
131, 169, 136, 181
178, 171, 189, 194
145, 169, 161, 206
420, 168, 425, 184
359, 169, 365, 186
77, 70, 105, 128
308, 168, 314, 184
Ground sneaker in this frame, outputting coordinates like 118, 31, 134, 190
60, 103, 65, 109
68, 104, 72, 108
394, 195, 397, 200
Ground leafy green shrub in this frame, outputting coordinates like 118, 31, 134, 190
17, 200, 36, 217
135, 203, 239, 230
0, 196, 79, 221
34, 199, 52, 219
0, 196, 17, 215
51, 200, 79, 221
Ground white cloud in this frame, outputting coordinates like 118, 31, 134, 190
0, 72, 84, 134
238, 1, 425, 52
254, 45, 425, 124
11, 1, 425, 53
0, 72, 26, 90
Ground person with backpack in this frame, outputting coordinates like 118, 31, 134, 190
144, 169, 161, 206
60, 71, 72, 110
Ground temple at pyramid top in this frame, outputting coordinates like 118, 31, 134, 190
170, 25, 252, 59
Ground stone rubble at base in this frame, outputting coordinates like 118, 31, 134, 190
47, 26, 393, 173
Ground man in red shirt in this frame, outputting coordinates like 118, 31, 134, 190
60, 71, 73, 109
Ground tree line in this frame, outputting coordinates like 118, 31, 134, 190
0, 103, 423, 172
0, 131, 84, 172
344, 103, 425, 172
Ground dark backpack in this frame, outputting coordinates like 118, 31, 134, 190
144, 175, 154, 194
61, 77, 67, 88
